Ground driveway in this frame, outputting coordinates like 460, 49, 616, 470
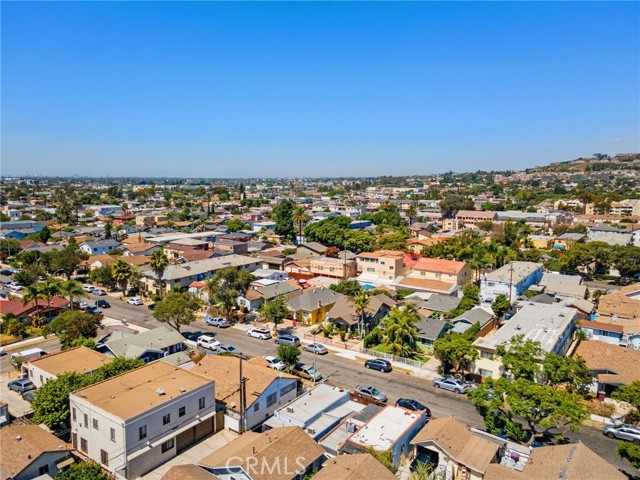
1, 373, 34, 417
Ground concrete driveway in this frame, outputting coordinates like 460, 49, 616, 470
1, 373, 34, 417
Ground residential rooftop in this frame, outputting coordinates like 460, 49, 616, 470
346, 405, 423, 451
483, 261, 542, 284
25, 346, 113, 376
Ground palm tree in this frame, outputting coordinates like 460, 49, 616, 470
59, 280, 87, 310
22, 283, 45, 322
150, 249, 169, 299
350, 291, 370, 339
39, 277, 62, 309
406, 204, 418, 225
291, 206, 311, 245
112, 259, 134, 293
382, 307, 420, 358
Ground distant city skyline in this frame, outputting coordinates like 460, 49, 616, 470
2, 2, 638, 178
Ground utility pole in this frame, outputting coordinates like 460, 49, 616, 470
508, 261, 514, 306
239, 356, 248, 434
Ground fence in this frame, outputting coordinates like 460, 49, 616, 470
359, 347, 428, 369
303, 332, 353, 349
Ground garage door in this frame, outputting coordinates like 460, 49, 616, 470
195, 417, 214, 441
176, 427, 196, 453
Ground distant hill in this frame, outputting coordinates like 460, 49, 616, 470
525, 153, 640, 173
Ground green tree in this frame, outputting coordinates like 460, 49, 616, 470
433, 334, 479, 374
330, 279, 363, 297
54, 461, 109, 480
277, 344, 301, 372
206, 267, 255, 321
272, 199, 296, 241
22, 283, 46, 318
88, 265, 114, 289
617, 441, 640, 469
39, 277, 62, 308
45, 310, 103, 349
377, 232, 408, 251
226, 218, 248, 232
149, 249, 169, 299
259, 295, 290, 331
382, 307, 420, 357
59, 280, 87, 310
153, 291, 200, 332
32, 372, 90, 429
612, 381, 640, 424
351, 291, 370, 338
343, 230, 377, 253
89, 357, 145, 383
304, 215, 351, 247
292, 206, 311, 244
0, 238, 21, 260
491, 294, 511, 319
52, 242, 88, 280
14, 264, 43, 287
112, 258, 135, 292
496, 334, 543, 381
542, 352, 592, 390
440, 194, 474, 219
104, 220, 112, 239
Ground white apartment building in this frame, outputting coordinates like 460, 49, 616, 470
480, 261, 543, 303
69, 361, 216, 479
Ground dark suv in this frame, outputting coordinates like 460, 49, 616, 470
364, 358, 392, 372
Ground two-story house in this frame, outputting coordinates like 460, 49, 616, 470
394, 258, 471, 295
287, 287, 344, 325
309, 255, 358, 279
480, 261, 543, 303
69, 361, 216, 479
79, 239, 121, 255
356, 250, 406, 286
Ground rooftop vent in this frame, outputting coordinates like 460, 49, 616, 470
156, 387, 165, 396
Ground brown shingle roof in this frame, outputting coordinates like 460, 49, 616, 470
191, 356, 296, 412
396, 277, 456, 294
574, 340, 640, 386
200, 426, 325, 480
161, 464, 219, 480
412, 417, 498, 474
596, 293, 640, 334
0, 425, 73, 479
413, 258, 469, 275
313, 453, 395, 480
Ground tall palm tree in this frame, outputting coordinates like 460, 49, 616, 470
112, 259, 134, 293
22, 283, 46, 322
59, 280, 87, 309
150, 249, 169, 299
350, 291, 370, 339
39, 277, 62, 309
382, 307, 420, 358
291, 206, 311, 245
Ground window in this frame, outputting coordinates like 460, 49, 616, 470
110, 428, 116, 442
100, 449, 109, 466
280, 382, 296, 396
161, 439, 174, 454
29, 369, 33, 378
72, 408, 76, 422
139, 425, 147, 441
481, 351, 492, 359
40, 375, 43, 384
179, 406, 186, 417
93, 418, 99, 430
199, 397, 205, 410
366, 267, 375, 272
479, 369, 493, 378
266, 392, 278, 408
163, 413, 171, 425
84, 414, 88, 428
39, 465, 50, 475
72, 433, 77, 449
80, 438, 88, 453
253, 402, 260, 412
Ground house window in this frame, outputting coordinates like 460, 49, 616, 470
280, 382, 296, 396
101, 450, 109, 466
479, 369, 493, 378
366, 267, 375, 272
80, 438, 88, 453
481, 351, 492, 359
163, 413, 171, 425
39, 465, 50, 475
93, 418, 99, 430
72, 433, 77, 449
139, 425, 147, 440
72, 408, 76, 422
254, 402, 260, 412
110, 428, 116, 442
84, 414, 88, 428
199, 397, 205, 410
179, 406, 186, 417
161, 439, 174, 453
266, 392, 278, 408
40, 375, 43, 384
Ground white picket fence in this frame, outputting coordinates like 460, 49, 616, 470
359, 347, 428, 369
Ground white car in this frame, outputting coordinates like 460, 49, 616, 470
197, 335, 220, 350
204, 315, 229, 327
82, 285, 95, 292
9, 283, 24, 291
264, 356, 286, 371
93, 288, 106, 296
247, 328, 272, 340
127, 297, 143, 306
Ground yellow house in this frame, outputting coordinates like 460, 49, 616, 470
528, 235, 554, 249
287, 287, 342, 325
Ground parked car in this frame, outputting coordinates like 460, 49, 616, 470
0, 269, 13, 276
293, 362, 322, 382
274, 335, 300, 346
96, 299, 111, 308
9, 284, 24, 291
364, 358, 392, 372
0, 347, 5, 356
127, 297, 143, 306
86, 306, 102, 315
303, 343, 328, 355
8, 379, 35, 394
396, 398, 431, 416
355, 385, 387, 403
205, 315, 229, 327
82, 285, 95, 292
264, 356, 286, 371
432, 377, 473, 394
147, 303, 156, 310
78, 301, 89, 310
247, 328, 272, 340
197, 335, 220, 350
183, 331, 206, 341
603, 424, 640, 444
22, 390, 37, 403
216, 344, 239, 355
125, 288, 139, 297
93, 288, 106, 296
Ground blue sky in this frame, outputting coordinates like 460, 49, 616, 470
2, 1, 639, 178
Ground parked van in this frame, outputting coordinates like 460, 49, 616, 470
11, 348, 48, 366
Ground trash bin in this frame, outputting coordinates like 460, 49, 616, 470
597, 390, 606, 402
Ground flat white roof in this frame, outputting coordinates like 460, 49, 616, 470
483, 261, 541, 284
348, 406, 423, 451
266, 384, 350, 428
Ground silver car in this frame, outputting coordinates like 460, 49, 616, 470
303, 343, 328, 355
355, 384, 388, 403
603, 424, 640, 444
432, 377, 473, 394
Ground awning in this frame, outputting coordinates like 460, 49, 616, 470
56, 457, 75, 469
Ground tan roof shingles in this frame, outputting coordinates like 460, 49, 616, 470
200, 426, 325, 480
71, 361, 213, 420
161, 464, 220, 480
411, 417, 498, 474
191, 355, 296, 412
413, 258, 469, 274
25, 346, 113, 376
313, 453, 396, 480
0, 425, 73, 479
574, 340, 640, 386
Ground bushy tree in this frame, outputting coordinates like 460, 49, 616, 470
226, 218, 249, 232
330, 279, 364, 297
32, 372, 90, 429
54, 461, 109, 480
272, 199, 296, 241
277, 344, 301, 372
206, 267, 255, 321
612, 381, 640, 424
153, 291, 200, 332
542, 352, 592, 390
259, 295, 290, 330
440, 194, 474, 218
433, 334, 479, 374
496, 334, 543, 381
491, 294, 511, 319
617, 441, 640, 469
45, 310, 103, 349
